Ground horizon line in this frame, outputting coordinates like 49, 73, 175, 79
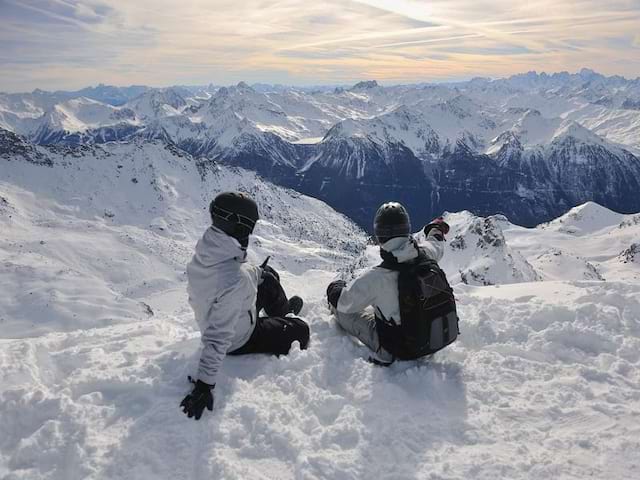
3, 67, 639, 96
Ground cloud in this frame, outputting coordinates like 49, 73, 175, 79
73, 3, 100, 20
1, 0, 639, 92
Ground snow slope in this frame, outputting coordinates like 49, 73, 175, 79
41, 98, 137, 133
1, 142, 640, 479
125, 89, 187, 120
538, 201, 626, 236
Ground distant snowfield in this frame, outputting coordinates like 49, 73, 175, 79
291, 137, 325, 145
1, 143, 640, 479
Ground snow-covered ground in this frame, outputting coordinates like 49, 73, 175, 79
1, 143, 640, 479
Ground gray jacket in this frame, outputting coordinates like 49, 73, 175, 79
187, 226, 261, 385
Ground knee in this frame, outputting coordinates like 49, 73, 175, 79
326, 280, 346, 309
284, 317, 309, 351
260, 271, 280, 292
294, 318, 310, 350
262, 265, 280, 282
333, 310, 357, 329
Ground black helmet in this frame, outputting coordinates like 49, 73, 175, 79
209, 191, 259, 247
373, 202, 411, 244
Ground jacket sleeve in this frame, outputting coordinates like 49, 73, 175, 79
196, 283, 241, 386
418, 229, 445, 262
336, 269, 378, 314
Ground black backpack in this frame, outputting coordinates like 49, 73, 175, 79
377, 250, 459, 360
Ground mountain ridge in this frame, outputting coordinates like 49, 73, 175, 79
3, 69, 640, 229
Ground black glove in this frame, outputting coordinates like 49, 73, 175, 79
260, 256, 280, 281
261, 265, 280, 283
326, 280, 347, 309
424, 217, 450, 240
180, 377, 214, 420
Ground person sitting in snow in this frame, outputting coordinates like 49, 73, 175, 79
180, 191, 309, 420
326, 202, 458, 365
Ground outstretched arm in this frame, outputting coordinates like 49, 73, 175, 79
420, 217, 450, 262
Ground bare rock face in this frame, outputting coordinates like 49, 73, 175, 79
0, 128, 52, 166
619, 243, 640, 264
619, 215, 640, 229
470, 217, 505, 248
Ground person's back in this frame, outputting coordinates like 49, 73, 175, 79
335, 235, 444, 327
187, 225, 261, 361
327, 202, 454, 364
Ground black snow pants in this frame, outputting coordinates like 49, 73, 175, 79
229, 270, 309, 356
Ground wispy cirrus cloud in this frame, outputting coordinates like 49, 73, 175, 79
0, 0, 639, 92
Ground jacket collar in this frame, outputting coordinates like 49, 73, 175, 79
380, 236, 419, 264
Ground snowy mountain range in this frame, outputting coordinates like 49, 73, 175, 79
2, 69, 640, 229
1, 136, 639, 478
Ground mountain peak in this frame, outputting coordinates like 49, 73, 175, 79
236, 81, 253, 91
351, 80, 379, 90
469, 76, 491, 84
438, 211, 540, 285
540, 201, 624, 235
579, 68, 598, 78
551, 120, 604, 145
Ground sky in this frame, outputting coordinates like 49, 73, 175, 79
1, 0, 640, 92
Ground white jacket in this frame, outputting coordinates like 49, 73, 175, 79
337, 233, 445, 325
187, 226, 262, 385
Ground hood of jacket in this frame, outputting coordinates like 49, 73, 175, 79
192, 226, 247, 267
380, 236, 419, 263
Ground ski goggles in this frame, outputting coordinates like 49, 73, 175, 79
374, 222, 412, 243
211, 204, 258, 231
